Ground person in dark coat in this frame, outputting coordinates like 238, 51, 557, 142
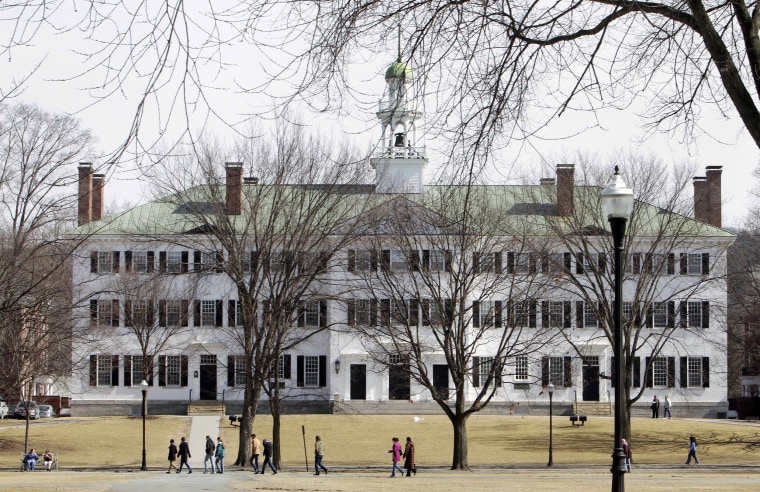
651, 395, 660, 418
204, 435, 215, 474
403, 436, 416, 477
260, 438, 277, 474
167, 439, 178, 474
177, 436, 192, 474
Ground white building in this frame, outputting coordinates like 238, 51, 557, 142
66, 57, 734, 418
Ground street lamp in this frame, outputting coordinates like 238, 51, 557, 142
600, 166, 634, 492
547, 382, 555, 467
140, 379, 149, 471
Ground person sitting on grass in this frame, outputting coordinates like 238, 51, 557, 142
25, 449, 39, 471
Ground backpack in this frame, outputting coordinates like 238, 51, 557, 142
216, 443, 225, 458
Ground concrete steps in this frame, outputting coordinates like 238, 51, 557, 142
186, 401, 226, 416
573, 402, 612, 416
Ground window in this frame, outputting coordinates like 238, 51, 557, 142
165, 355, 182, 386
473, 356, 501, 387
303, 356, 319, 387
475, 252, 499, 273
547, 357, 565, 386
623, 302, 634, 323
166, 301, 183, 326
228, 300, 243, 327
583, 302, 598, 328
201, 300, 217, 326
685, 301, 708, 328
304, 301, 321, 327
687, 357, 703, 387
546, 302, 564, 328
513, 253, 531, 274
91, 300, 119, 327
652, 302, 674, 328
129, 300, 151, 327
687, 253, 702, 275
167, 252, 183, 273
625, 253, 640, 275
652, 357, 668, 387
131, 356, 145, 385
98, 251, 114, 273
514, 356, 528, 381
581, 253, 597, 273
542, 253, 566, 274
354, 250, 376, 271
512, 300, 536, 327
428, 250, 447, 272
423, 299, 448, 326
355, 299, 375, 326
98, 355, 114, 386
227, 355, 247, 386
133, 251, 149, 273
390, 250, 408, 271
474, 301, 500, 328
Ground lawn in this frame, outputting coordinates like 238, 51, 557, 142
2, 414, 759, 469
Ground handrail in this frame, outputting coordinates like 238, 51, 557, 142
189, 389, 192, 402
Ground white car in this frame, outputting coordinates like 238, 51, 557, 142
0, 401, 7, 419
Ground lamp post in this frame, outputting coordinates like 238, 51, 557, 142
140, 379, 149, 471
601, 166, 634, 492
547, 382, 555, 467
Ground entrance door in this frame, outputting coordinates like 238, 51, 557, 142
433, 364, 449, 400
199, 355, 217, 400
389, 355, 410, 400
350, 364, 367, 400
582, 364, 600, 401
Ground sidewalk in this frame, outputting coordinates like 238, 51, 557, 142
187, 416, 221, 472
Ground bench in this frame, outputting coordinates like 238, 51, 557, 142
20, 453, 58, 471
228, 415, 242, 427
569, 415, 587, 427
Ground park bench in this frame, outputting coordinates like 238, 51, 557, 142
569, 415, 587, 427
20, 453, 58, 471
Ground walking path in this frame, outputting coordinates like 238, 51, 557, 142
187, 416, 221, 472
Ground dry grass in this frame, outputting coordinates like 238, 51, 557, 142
2, 414, 759, 469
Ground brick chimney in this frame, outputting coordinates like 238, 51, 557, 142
556, 164, 575, 216
225, 162, 243, 215
78, 163, 93, 226
92, 174, 105, 222
693, 166, 722, 227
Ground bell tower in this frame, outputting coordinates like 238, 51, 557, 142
371, 28, 427, 193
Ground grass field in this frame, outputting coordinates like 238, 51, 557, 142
2, 414, 759, 469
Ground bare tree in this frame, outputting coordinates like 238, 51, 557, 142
152, 124, 371, 466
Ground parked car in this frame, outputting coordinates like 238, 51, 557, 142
13, 401, 39, 419
0, 401, 8, 419
38, 405, 56, 418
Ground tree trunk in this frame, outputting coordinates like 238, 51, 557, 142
234, 379, 262, 466
271, 396, 282, 470
451, 413, 469, 470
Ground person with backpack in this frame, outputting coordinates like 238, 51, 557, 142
685, 436, 700, 465
203, 435, 215, 474
260, 438, 277, 474
215, 437, 225, 474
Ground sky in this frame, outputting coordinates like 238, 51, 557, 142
0, 5, 757, 228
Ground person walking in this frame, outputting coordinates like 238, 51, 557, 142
215, 437, 225, 474
250, 433, 261, 472
167, 439, 178, 474
685, 436, 700, 465
203, 435, 216, 474
177, 436, 192, 474
622, 439, 632, 472
664, 395, 673, 419
260, 438, 277, 474
403, 436, 416, 477
651, 395, 660, 418
25, 449, 38, 471
314, 435, 328, 475
388, 437, 404, 477
43, 450, 54, 471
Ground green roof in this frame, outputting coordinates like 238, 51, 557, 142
385, 60, 414, 81
66, 184, 734, 240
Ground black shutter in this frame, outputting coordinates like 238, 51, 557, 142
320, 300, 327, 327
645, 357, 653, 388
507, 252, 515, 274
563, 301, 572, 328
113, 251, 120, 273
529, 254, 537, 274
90, 355, 97, 386
158, 300, 166, 327
147, 251, 155, 273
680, 253, 687, 275
194, 300, 201, 327
563, 252, 572, 272
159, 251, 167, 272
124, 300, 133, 327
633, 357, 641, 388
283, 354, 291, 379
576, 301, 584, 328
472, 301, 480, 328
158, 356, 166, 386
409, 250, 420, 271
181, 251, 189, 273
422, 299, 430, 327
506, 300, 514, 326
409, 299, 419, 327
494, 301, 502, 328
319, 356, 327, 387
680, 357, 688, 388
667, 301, 675, 328
347, 249, 355, 272
382, 250, 391, 270
194, 250, 202, 272
228, 355, 235, 387
702, 357, 710, 388
473, 252, 480, 272
541, 357, 549, 387
111, 355, 119, 386
541, 253, 549, 274
297, 356, 304, 387
148, 301, 155, 327
667, 357, 676, 388
422, 250, 430, 270
371, 299, 378, 326
541, 301, 549, 328
667, 253, 675, 275
298, 304, 305, 327
181, 355, 188, 387
702, 253, 710, 275
679, 301, 687, 328
473, 357, 481, 387
444, 250, 452, 272
370, 250, 379, 271
564, 356, 572, 387
598, 253, 607, 272
112, 300, 119, 327
251, 251, 260, 272
632, 253, 641, 274
495, 359, 503, 387
90, 300, 98, 325
702, 301, 709, 328
444, 299, 453, 327
215, 300, 223, 327
125, 251, 133, 272
215, 251, 224, 273
91, 251, 98, 273
494, 252, 502, 273
181, 300, 189, 327
529, 300, 537, 328
124, 355, 132, 387
346, 300, 355, 325
228, 300, 236, 327
576, 253, 584, 274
